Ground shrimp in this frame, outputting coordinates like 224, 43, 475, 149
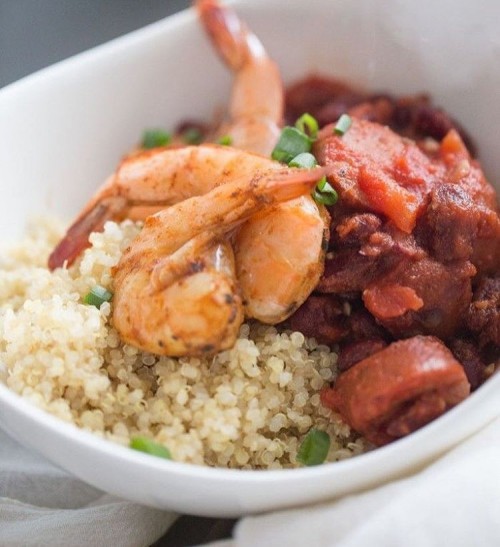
49, 0, 328, 346
48, 145, 279, 270
49, 141, 328, 323
234, 201, 330, 322
112, 166, 325, 356
197, 0, 330, 322
196, 0, 283, 155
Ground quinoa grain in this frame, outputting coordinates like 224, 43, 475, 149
0, 218, 370, 468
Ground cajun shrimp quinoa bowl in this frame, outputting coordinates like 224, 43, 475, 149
0, 0, 499, 471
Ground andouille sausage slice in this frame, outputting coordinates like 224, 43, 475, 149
321, 335, 470, 445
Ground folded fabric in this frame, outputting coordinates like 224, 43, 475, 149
0, 430, 176, 547
212, 417, 500, 547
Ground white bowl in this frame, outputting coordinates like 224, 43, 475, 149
0, 0, 498, 517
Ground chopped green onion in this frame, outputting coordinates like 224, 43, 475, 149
83, 285, 113, 308
317, 177, 331, 191
141, 129, 172, 149
217, 134, 233, 146
295, 113, 319, 140
334, 114, 352, 136
183, 127, 204, 145
297, 428, 330, 466
272, 126, 312, 164
289, 152, 318, 169
312, 177, 338, 206
130, 437, 172, 459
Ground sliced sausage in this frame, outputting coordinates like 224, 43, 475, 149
321, 336, 470, 445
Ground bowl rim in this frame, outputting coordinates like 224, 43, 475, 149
1, 372, 498, 481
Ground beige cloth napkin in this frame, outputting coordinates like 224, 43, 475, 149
0, 430, 176, 547
210, 417, 500, 547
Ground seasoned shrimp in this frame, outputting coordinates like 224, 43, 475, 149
112, 166, 325, 356
49, 0, 329, 340
48, 145, 280, 270
198, 0, 330, 322
196, 0, 282, 155
234, 200, 330, 322
48, 143, 327, 325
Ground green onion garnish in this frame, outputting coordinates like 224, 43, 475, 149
334, 114, 352, 136
295, 113, 319, 140
272, 126, 312, 164
141, 129, 171, 149
289, 152, 318, 169
183, 127, 203, 145
297, 428, 331, 466
312, 177, 338, 206
83, 285, 113, 309
130, 437, 172, 459
218, 134, 233, 146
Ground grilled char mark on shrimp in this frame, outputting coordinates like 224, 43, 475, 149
112, 166, 326, 356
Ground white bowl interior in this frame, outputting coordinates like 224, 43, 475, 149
0, 0, 498, 516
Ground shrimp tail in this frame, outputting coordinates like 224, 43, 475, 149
197, 0, 283, 154
196, 0, 265, 69
245, 166, 326, 205
48, 196, 128, 270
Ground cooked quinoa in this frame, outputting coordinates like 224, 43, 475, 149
0, 218, 369, 469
